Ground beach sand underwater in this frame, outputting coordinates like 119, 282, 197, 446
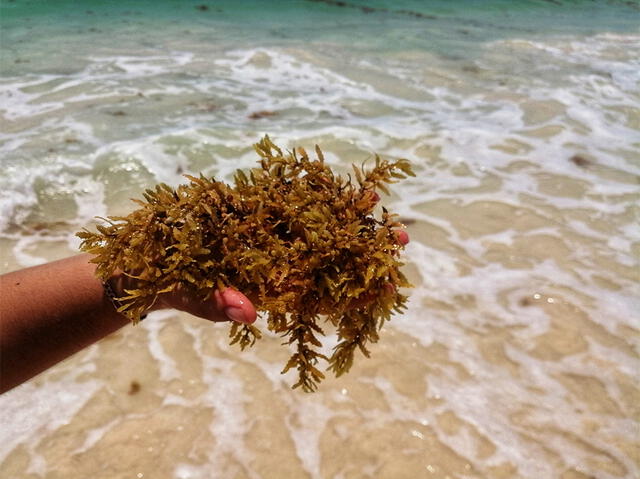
1, 1, 639, 478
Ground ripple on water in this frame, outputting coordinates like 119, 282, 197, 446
1, 13, 639, 479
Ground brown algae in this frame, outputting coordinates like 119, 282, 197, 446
78, 136, 414, 391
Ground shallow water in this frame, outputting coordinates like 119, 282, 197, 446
1, 1, 639, 478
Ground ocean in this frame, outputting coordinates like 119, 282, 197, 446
1, 1, 639, 478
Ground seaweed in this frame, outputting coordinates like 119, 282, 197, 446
78, 136, 414, 391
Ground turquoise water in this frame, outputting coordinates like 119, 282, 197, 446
1, 2, 639, 479
2, 0, 639, 61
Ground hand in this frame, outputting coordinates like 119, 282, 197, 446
154, 286, 257, 325
149, 227, 407, 321
396, 229, 409, 246
345, 226, 410, 311
146, 194, 409, 323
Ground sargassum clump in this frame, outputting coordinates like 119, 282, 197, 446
78, 136, 414, 391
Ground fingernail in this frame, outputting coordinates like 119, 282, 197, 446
384, 283, 396, 293
224, 306, 250, 324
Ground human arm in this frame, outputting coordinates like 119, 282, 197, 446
0, 254, 256, 393
0, 226, 408, 393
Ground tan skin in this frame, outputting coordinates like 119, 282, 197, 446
0, 231, 408, 394
0, 254, 258, 394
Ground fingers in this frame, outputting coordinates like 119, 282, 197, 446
396, 230, 409, 245
348, 292, 375, 310
213, 288, 257, 324
156, 191, 408, 322
347, 191, 409, 310
367, 189, 410, 245
348, 283, 397, 310
157, 286, 257, 324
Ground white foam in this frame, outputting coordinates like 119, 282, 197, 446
72, 417, 121, 455
283, 399, 335, 479
0, 51, 195, 121
142, 311, 181, 382
181, 322, 259, 479
0, 377, 102, 464
174, 463, 209, 479
1, 28, 639, 479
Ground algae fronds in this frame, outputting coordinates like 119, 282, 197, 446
78, 136, 414, 391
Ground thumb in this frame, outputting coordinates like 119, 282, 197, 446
211, 288, 257, 324
157, 286, 257, 324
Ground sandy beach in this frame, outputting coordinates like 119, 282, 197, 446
1, 1, 639, 478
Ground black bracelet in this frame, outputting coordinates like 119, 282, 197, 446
103, 280, 147, 321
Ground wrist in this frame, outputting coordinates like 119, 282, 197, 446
103, 270, 152, 321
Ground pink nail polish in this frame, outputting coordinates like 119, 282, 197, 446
397, 230, 409, 245
224, 306, 249, 324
